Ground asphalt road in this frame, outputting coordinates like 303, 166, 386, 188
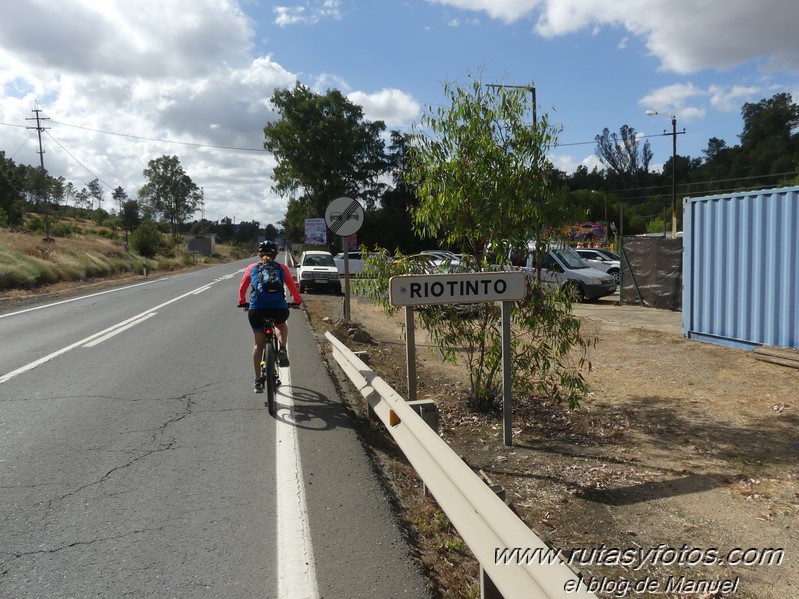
0, 258, 433, 598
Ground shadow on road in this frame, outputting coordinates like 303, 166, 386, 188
274, 384, 356, 432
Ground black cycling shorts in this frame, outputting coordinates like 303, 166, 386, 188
248, 307, 290, 332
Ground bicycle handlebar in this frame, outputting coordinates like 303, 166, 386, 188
237, 302, 301, 311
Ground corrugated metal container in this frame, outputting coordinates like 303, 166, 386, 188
682, 186, 799, 349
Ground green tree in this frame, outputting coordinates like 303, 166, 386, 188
410, 77, 567, 256
112, 187, 130, 248
359, 74, 591, 411
363, 131, 424, 252
263, 83, 388, 241
739, 92, 799, 177
0, 151, 26, 227
129, 219, 163, 258
138, 155, 201, 238
594, 125, 652, 190
87, 178, 103, 211
263, 223, 280, 241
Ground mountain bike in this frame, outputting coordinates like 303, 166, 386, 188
239, 303, 298, 415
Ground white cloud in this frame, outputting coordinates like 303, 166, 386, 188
427, 0, 542, 23
429, 0, 799, 74
347, 89, 422, 128
639, 83, 706, 122
273, 0, 342, 27
0, 1, 299, 225
707, 84, 763, 112
549, 152, 602, 174
0, 0, 254, 79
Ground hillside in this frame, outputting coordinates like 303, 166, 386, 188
0, 220, 238, 300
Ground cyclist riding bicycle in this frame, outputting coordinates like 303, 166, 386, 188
238, 240, 302, 393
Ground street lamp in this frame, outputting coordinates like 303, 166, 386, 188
646, 110, 684, 239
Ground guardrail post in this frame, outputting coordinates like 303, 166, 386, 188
481, 567, 503, 599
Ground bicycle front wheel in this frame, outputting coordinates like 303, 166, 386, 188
264, 342, 277, 415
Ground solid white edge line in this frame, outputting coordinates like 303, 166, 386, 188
275, 366, 320, 599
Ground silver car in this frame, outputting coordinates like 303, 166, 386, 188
575, 248, 621, 285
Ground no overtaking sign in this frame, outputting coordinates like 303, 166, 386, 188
325, 196, 363, 237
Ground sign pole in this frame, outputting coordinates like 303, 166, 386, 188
342, 236, 350, 321
502, 300, 513, 446
404, 306, 417, 402
324, 197, 363, 323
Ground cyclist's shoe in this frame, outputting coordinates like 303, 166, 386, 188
277, 347, 290, 367
254, 378, 264, 393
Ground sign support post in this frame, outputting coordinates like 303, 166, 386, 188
501, 300, 513, 446
404, 307, 417, 402
341, 236, 351, 320
324, 197, 364, 322
389, 271, 526, 446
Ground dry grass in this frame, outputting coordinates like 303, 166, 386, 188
0, 225, 234, 293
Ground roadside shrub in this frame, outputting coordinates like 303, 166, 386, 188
132, 259, 155, 275
157, 258, 179, 271
180, 252, 198, 266
24, 216, 45, 233
51, 222, 77, 237
130, 220, 163, 258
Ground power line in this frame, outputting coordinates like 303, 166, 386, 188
44, 130, 115, 191
49, 120, 268, 152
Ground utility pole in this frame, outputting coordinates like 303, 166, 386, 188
26, 104, 52, 240
646, 111, 685, 239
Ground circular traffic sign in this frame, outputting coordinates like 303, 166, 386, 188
324, 196, 364, 237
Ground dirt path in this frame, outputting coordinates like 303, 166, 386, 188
305, 293, 798, 599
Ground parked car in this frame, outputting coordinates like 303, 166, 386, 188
333, 251, 378, 276
594, 248, 621, 261
419, 249, 458, 263
575, 248, 621, 284
296, 250, 342, 294
522, 242, 616, 302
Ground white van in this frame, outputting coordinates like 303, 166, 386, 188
521, 242, 616, 302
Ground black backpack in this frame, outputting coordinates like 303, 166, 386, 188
252, 261, 285, 297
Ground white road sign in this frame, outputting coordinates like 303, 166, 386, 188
389, 271, 527, 307
325, 196, 363, 237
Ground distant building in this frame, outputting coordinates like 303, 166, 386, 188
186, 234, 216, 256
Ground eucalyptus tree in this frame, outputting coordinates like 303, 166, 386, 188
358, 74, 592, 411
138, 155, 200, 238
594, 125, 652, 190
263, 83, 388, 240
86, 178, 104, 211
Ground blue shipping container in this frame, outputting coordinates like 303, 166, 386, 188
682, 186, 799, 349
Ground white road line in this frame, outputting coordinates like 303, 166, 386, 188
275, 367, 319, 599
82, 313, 157, 347
0, 282, 221, 385
0, 279, 163, 319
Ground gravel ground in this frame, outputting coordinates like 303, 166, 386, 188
305, 291, 798, 599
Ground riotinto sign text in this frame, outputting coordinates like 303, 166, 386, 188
389, 271, 527, 307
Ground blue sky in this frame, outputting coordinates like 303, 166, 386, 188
1, 0, 797, 227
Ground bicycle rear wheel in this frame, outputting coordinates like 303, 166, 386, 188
264, 342, 277, 414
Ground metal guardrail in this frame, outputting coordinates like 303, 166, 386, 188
325, 332, 596, 599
